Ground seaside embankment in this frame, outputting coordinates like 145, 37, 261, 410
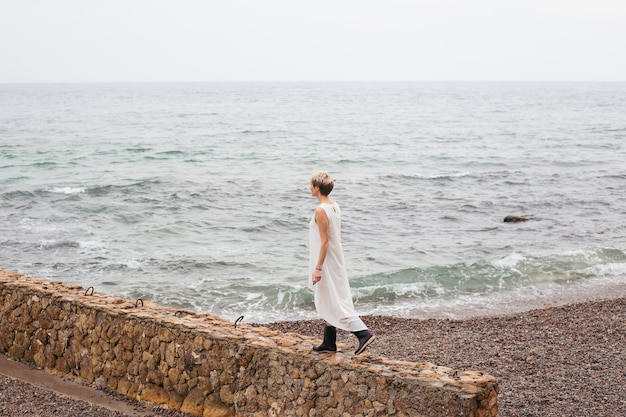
0, 270, 497, 417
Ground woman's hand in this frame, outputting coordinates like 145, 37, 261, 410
312, 269, 322, 285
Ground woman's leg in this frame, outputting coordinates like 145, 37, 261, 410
313, 323, 337, 353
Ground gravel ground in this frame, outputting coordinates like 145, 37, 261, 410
0, 375, 127, 417
263, 296, 626, 417
2, 297, 625, 416
0, 368, 194, 417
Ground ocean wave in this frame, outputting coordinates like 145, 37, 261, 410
599, 173, 626, 180
113, 279, 314, 323
37, 239, 81, 250
45, 186, 86, 195
241, 129, 274, 135
350, 275, 626, 320
383, 172, 471, 181
575, 142, 622, 150
2, 190, 36, 199
348, 247, 626, 303
85, 180, 162, 197
162, 245, 626, 322
241, 218, 300, 234
584, 262, 626, 277
125, 147, 152, 153
156, 150, 187, 156
421, 172, 471, 180
177, 112, 219, 118
30, 161, 57, 168
491, 252, 526, 269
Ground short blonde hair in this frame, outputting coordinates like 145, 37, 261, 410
310, 171, 334, 196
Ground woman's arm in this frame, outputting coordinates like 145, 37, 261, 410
312, 206, 329, 285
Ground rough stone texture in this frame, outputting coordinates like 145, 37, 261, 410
0, 270, 498, 416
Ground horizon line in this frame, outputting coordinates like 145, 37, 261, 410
2, 79, 626, 85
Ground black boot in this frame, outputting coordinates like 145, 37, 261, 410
352, 329, 375, 355
313, 325, 337, 353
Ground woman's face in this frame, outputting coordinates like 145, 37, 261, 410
310, 182, 319, 196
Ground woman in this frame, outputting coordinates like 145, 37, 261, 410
309, 171, 375, 355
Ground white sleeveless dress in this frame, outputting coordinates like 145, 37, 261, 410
309, 202, 367, 332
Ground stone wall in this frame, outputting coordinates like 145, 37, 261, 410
0, 270, 498, 417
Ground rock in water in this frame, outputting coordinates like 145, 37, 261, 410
503, 215, 529, 223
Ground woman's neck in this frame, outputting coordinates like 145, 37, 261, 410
318, 195, 334, 204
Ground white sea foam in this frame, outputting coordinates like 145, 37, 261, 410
412, 172, 471, 180
491, 253, 525, 269
359, 274, 626, 321
46, 186, 86, 194
586, 262, 626, 277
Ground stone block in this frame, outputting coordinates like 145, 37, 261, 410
158, 327, 176, 342
168, 366, 181, 384
220, 385, 235, 406
117, 379, 132, 396
181, 387, 207, 415
142, 383, 169, 405
204, 393, 233, 417
147, 369, 164, 385
55, 356, 70, 374
169, 392, 186, 410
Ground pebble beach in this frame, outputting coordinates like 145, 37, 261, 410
2, 296, 625, 416
265, 296, 626, 417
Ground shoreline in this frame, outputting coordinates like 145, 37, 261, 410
396, 278, 626, 321
2, 294, 625, 416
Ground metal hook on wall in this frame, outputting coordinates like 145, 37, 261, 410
234, 316, 244, 328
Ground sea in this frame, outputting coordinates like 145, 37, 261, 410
1, 82, 625, 324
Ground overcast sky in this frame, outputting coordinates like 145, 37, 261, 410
1, 0, 625, 83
